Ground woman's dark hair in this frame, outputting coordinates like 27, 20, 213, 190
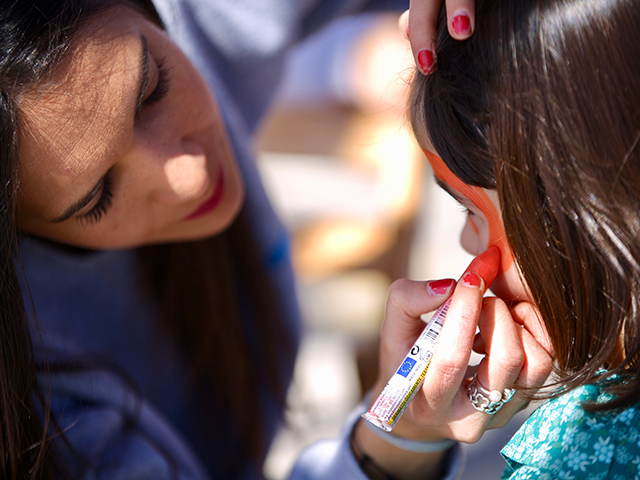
411, 0, 640, 410
1, 0, 294, 477
139, 212, 296, 465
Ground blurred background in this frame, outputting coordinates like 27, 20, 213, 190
254, 13, 534, 480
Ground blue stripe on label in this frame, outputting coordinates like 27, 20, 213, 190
396, 357, 417, 378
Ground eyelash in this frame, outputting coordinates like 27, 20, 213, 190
83, 177, 113, 225
459, 205, 475, 217
144, 60, 171, 106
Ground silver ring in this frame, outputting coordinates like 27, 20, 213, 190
467, 374, 516, 415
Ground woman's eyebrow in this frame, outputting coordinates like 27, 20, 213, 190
50, 174, 108, 223
134, 34, 150, 117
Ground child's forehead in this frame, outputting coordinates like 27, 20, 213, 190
434, 177, 475, 209
423, 149, 487, 211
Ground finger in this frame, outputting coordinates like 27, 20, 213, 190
444, 0, 476, 40
515, 325, 554, 389
510, 301, 555, 356
475, 298, 524, 393
477, 307, 553, 429
421, 246, 500, 402
378, 278, 456, 379
398, 9, 410, 40
423, 269, 487, 405
408, 0, 441, 74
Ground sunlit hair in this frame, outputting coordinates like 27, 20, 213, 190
0, 1, 294, 478
411, 0, 640, 410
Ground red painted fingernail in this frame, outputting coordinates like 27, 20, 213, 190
463, 246, 501, 288
417, 49, 434, 74
427, 278, 455, 296
451, 13, 471, 36
461, 271, 483, 289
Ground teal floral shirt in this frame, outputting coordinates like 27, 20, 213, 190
501, 381, 640, 479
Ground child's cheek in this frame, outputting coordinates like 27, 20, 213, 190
423, 149, 514, 272
460, 217, 482, 255
480, 189, 514, 274
460, 215, 490, 256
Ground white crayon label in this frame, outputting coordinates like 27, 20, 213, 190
362, 299, 450, 431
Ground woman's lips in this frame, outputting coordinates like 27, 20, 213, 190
185, 169, 225, 220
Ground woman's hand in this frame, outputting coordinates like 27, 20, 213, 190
385, 286, 551, 443
398, 0, 475, 74
353, 251, 553, 480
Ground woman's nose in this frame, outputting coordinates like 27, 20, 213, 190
153, 140, 210, 205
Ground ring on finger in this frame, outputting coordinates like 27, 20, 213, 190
467, 373, 516, 415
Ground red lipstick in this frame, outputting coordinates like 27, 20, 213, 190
185, 170, 225, 220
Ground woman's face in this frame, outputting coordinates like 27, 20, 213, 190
424, 150, 529, 303
16, 7, 244, 250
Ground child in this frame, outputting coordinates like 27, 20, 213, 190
405, 0, 640, 477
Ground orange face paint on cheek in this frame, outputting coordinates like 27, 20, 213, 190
424, 149, 514, 273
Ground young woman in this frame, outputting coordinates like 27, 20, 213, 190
6, 1, 298, 478
387, 0, 640, 477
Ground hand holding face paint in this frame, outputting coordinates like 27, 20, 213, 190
363, 247, 502, 432
352, 247, 553, 480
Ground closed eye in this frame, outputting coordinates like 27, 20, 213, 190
81, 176, 113, 225
143, 60, 171, 107
459, 205, 475, 217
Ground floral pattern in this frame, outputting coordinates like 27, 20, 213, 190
501, 380, 640, 479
